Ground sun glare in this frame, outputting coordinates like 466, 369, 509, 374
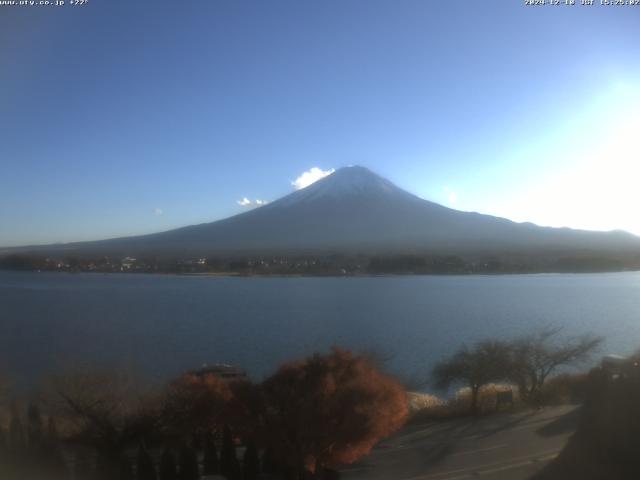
501, 84, 640, 235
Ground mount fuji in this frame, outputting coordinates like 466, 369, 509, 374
6, 166, 640, 258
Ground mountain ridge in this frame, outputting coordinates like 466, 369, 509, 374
3, 166, 640, 258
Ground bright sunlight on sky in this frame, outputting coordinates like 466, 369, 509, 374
459, 83, 640, 234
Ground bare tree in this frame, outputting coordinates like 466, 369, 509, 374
508, 327, 602, 405
432, 340, 512, 414
49, 368, 160, 476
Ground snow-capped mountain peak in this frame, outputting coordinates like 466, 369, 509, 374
274, 166, 412, 207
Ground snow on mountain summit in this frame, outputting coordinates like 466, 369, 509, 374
274, 166, 413, 207
10, 165, 640, 257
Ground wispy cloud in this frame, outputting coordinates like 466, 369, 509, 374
153, 208, 164, 216
292, 167, 335, 190
237, 197, 269, 207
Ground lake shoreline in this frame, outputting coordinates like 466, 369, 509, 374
2, 268, 640, 279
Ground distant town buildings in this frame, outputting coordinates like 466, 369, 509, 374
121, 256, 136, 270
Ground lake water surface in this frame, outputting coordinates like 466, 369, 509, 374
2, 271, 640, 388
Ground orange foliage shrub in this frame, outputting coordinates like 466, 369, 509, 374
162, 373, 233, 436
260, 347, 408, 474
224, 380, 264, 439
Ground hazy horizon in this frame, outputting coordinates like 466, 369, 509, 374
3, 164, 640, 250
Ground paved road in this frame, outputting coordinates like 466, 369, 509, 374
341, 405, 580, 480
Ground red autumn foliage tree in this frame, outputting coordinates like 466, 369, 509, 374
224, 380, 264, 439
259, 347, 408, 477
161, 373, 233, 437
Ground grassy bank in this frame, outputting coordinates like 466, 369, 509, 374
408, 374, 591, 424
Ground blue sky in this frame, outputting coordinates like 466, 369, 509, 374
1, 0, 639, 246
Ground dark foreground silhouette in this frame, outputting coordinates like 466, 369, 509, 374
0, 348, 408, 480
535, 354, 640, 480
